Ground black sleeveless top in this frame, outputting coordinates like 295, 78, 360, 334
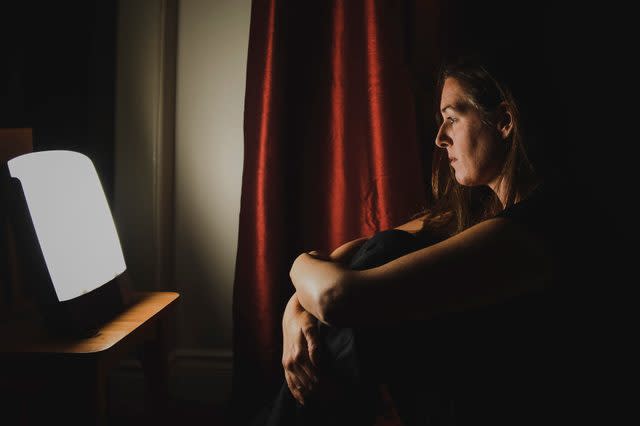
348, 229, 433, 271
345, 185, 570, 425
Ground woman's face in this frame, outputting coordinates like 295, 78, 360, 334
435, 77, 506, 188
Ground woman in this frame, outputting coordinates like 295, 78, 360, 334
271, 55, 573, 425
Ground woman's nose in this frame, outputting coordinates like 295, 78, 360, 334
435, 124, 450, 148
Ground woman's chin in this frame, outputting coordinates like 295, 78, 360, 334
455, 177, 484, 187
455, 175, 472, 186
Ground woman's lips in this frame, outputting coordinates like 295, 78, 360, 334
449, 157, 457, 163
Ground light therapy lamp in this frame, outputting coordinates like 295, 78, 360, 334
4, 150, 126, 337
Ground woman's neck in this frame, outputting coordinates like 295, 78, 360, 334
489, 173, 541, 209
488, 177, 509, 209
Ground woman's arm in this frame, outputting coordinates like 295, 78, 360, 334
325, 215, 426, 264
290, 217, 552, 326
288, 215, 426, 324
280, 236, 369, 402
327, 236, 369, 264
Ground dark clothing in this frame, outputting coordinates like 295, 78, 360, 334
253, 229, 430, 426
254, 185, 598, 425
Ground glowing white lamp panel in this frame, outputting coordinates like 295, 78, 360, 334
8, 151, 126, 302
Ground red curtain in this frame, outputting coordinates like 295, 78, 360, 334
232, 0, 438, 421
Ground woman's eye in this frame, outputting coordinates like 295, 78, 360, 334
447, 117, 456, 124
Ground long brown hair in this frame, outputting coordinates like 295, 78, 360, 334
418, 56, 539, 237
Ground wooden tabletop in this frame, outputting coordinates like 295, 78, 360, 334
0, 291, 179, 354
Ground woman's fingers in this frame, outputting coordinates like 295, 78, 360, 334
285, 366, 318, 405
295, 362, 318, 392
301, 323, 321, 368
285, 370, 305, 405
282, 337, 319, 405
284, 335, 318, 387
296, 330, 319, 374
307, 250, 331, 261
281, 306, 323, 405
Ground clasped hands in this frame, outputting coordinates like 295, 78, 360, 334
283, 250, 347, 405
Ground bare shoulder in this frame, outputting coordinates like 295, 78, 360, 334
394, 214, 428, 233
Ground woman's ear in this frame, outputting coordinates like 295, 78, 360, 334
496, 101, 514, 140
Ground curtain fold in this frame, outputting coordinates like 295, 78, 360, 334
232, 0, 432, 421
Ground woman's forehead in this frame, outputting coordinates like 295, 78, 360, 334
441, 78, 465, 102
441, 78, 472, 112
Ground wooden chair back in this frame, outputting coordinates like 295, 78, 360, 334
0, 128, 34, 319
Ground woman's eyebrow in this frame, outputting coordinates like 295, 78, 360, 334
441, 104, 456, 114
442, 102, 471, 114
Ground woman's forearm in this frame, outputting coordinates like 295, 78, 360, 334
283, 292, 304, 325
290, 253, 356, 325
289, 235, 368, 325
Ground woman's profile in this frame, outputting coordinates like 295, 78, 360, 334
254, 53, 577, 426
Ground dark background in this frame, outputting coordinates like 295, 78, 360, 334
1, 1, 631, 228
0, 1, 117, 201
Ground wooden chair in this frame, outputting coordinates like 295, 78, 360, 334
0, 128, 34, 319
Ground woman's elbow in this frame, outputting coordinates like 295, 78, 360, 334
316, 277, 353, 326
315, 286, 340, 325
